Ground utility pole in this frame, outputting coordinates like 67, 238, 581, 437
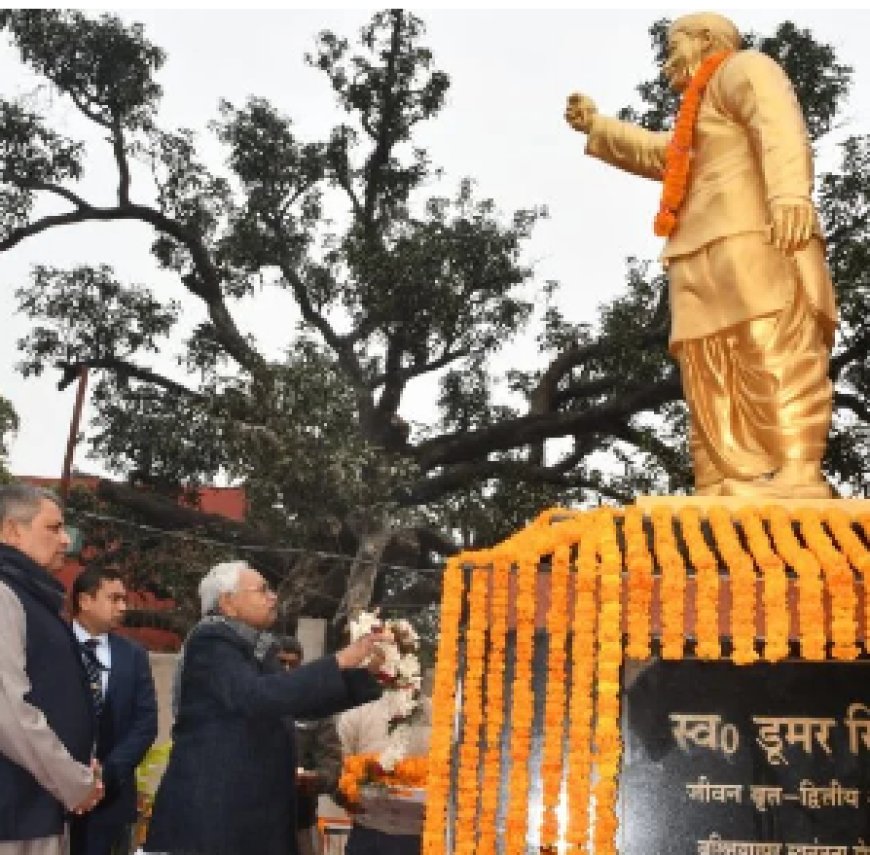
59, 367, 89, 505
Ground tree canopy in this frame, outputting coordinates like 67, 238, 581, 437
0, 395, 17, 482
1, 11, 867, 621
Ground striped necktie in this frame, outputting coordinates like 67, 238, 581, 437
80, 638, 105, 717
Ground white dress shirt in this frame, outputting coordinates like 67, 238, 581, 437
72, 621, 111, 695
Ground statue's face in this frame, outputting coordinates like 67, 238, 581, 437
663, 26, 709, 92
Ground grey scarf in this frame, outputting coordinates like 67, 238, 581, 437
171, 614, 277, 718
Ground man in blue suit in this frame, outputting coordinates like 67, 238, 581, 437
69, 566, 158, 855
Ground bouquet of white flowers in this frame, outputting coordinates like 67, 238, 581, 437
348, 610, 422, 770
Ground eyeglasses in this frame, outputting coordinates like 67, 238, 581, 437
235, 583, 276, 597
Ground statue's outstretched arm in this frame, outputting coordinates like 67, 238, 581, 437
565, 92, 670, 182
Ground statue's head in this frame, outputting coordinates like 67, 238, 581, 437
663, 12, 741, 91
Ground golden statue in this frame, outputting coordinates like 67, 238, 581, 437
565, 12, 837, 499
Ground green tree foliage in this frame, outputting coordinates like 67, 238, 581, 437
1, 12, 868, 620
0, 395, 18, 482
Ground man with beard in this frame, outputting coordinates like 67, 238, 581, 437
565, 12, 837, 499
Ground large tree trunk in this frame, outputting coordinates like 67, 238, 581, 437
334, 517, 394, 623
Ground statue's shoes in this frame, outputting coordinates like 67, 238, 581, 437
721, 476, 832, 500
694, 481, 725, 497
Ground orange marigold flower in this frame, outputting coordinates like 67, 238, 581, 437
654, 51, 733, 237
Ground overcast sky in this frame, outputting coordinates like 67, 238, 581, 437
1, 7, 868, 480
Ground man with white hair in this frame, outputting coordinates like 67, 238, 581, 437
145, 560, 385, 855
0, 483, 103, 855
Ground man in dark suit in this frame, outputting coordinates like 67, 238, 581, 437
69, 566, 158, 855
144, 560, 384, 855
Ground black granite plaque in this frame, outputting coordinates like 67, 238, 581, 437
619, 659, 870, 855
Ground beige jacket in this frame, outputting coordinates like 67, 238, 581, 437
0, 583, 94, 850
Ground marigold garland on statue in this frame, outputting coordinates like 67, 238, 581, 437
652, 507, 686, 658
421, 557, 464, 855
826, 509, 870, 652
565, 515, 598, 853
798, 509, 859, 660
654, 50, 733, 236
453, 568, 489, 853
738, 507, 788, 661
767, 506, 826, 660
825, 509, 870, 574
739, 507, 783, 574
477, 554, 510, 853
624, 506, 653, 660
592, 511, 624, 855
504, 547, 538, 855
680, 507, 720, 659
709, 507, 758, 665
540, 543, 572, 847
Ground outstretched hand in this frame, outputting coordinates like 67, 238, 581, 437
335, 631, 385, 674
769, 197, 814, 254
565, 92, 598, 134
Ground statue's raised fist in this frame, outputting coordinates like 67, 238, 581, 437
565, 93, 598, 134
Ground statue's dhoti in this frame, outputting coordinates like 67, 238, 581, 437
667, 234, 835, 489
